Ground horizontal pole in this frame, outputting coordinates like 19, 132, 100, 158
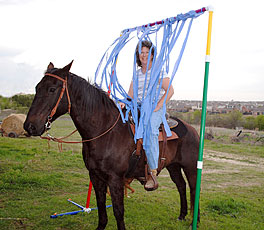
143, 7, 207, 28
122, 7, 208, 33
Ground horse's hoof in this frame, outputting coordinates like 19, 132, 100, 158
177, 216, 186, 221
189, 222, 199, 229
96, 225, 107, 230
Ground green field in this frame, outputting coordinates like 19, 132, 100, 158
0, 116, 264, 229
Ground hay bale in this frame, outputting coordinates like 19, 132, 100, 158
1, 114, 27, 137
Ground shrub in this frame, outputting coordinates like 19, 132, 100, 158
256, 115, 264, 131
226, 110, 243, 129
0, 94, 34, 112
243, 116, 256, 130
11, 94, 34, 108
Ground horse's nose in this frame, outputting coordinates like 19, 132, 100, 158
24, 122, 36, 136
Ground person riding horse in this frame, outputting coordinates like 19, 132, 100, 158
120, 40, 174, 191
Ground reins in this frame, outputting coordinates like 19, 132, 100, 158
41, 72, 121, 146
41, 113, 121, 144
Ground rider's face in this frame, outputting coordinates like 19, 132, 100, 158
139, 47, 152, 66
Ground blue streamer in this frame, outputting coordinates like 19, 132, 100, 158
94, 9, 205, 150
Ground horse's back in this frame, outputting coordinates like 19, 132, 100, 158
166, 117, 199, 168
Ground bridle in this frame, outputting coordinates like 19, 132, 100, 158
44, 73, 71, 130
41, 72, 120, 144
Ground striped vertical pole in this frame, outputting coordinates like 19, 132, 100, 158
85, 180, 93, 208
192, 6, 214, 230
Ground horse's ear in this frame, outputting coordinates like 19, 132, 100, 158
62, 60, 74, 73
47, 62, 54, 70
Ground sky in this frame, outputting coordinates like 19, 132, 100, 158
0, 0, 263, 101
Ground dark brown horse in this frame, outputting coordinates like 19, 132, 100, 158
24, 62, 200, 230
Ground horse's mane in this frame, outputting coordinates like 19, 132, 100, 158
69, 73, 117, 114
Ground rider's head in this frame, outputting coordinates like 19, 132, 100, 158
136, 40, 155, 67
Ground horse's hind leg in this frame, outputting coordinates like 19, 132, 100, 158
108, 176, 126, 230
166, 163, 188, 220
89, 172, 108, 230
183, 167, 200, 223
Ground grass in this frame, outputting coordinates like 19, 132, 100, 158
204, 139, 264, 158
0, 115, 264, 229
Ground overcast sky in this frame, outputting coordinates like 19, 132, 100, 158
0, 0, 263, 101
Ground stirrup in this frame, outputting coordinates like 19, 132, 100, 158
144, 172, 158, 191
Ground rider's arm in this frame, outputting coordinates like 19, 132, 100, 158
154, 77, 174, 112
127, 81, 133, 99
120, 81, 134, 109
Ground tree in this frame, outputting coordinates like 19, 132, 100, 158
243, 116, 256, 130
0, 97, 12, 109
206, 114, 223, 127
11, 94, 34, 107
192, 110, 202, 124
256, 115, 264, 131
0, 94, 34, 113
226, 110, 243, 129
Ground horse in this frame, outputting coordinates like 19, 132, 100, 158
24, 62, 200, 230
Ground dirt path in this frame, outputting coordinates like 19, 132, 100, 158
202, 149, 264, 189
204, 149, 264, 169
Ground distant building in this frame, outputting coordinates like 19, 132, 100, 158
167, 100, 264, 116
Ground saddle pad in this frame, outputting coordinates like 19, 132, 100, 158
167, 118, 178, 129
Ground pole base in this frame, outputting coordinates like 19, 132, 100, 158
50, 199, 112, 218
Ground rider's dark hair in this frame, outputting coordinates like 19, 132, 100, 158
136, 40, 155, 67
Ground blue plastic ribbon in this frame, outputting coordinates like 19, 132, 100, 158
94, 9, 205, 151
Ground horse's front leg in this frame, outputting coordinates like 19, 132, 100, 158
89, 172, 108, 230
108, 176, 126, 230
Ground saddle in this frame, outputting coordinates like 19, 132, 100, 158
158, 118, 179, 141
129, 116, 179, 142
126, 116, 180, 180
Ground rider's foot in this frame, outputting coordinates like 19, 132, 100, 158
144, 169, 158, 191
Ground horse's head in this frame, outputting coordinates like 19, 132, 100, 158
24, 61, 73, 136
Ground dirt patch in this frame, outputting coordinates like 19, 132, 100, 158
153, 148, 263, 190
203, 168, 241, 174
202, 149, 264, 189
204, 149, 264, 169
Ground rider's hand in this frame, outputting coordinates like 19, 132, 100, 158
119, 102, 126, 109
153, 104, 162, 112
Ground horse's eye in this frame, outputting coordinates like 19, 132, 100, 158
48, 87, 56, 93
